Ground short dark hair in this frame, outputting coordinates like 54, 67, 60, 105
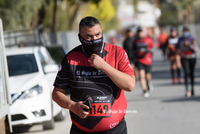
136, 26, 143, 33
79, 16, 101, 32
126, 29, 132, 34
183, 26, 189, 32
170, 27, 176, 32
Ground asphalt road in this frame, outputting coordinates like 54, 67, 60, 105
11, 49, 200, 134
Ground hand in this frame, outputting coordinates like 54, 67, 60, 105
70, 101, 89, 119
89, 54, 107, 70
184, 40, 189, 46
168, 44, 173, 48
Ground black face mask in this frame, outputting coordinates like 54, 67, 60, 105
78, 34, 104, 57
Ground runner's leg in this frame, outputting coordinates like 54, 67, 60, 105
190, 58, 196, 96
176, 55, 182, 83
134, 66, 139, 82
146, 65, 153, 92
181, 58, 189, 95
170, 56, 176, 84
140, 70, 147, 91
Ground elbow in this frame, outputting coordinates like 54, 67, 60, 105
127, 85, 135, 92
126, 76, 135, 92
52, 89, 56, 102
125, 83, 135, 92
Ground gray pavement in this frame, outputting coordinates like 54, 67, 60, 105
12, 49, 200, 134
126, 50, 200, 134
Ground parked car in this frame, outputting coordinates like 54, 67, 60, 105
0, 18, 12, 133
6, 46, 65, 130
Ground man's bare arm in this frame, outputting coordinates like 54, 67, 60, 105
52, 87, 89, 119
89, 54, 135, 92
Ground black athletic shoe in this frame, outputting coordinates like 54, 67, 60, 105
191, 89, 195, 96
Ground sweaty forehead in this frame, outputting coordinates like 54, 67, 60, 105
80, 24, 102, 35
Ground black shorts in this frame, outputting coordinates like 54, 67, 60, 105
129, 59, 136, 64
129, 57, 136, 64
136, 62, 151, 73
70, 118, 127, 134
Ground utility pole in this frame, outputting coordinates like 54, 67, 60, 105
52, 0, 57, 33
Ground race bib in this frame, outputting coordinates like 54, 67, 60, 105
88, 95, 112, 117
169, 38, 178, 44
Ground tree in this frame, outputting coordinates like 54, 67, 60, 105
0, 0, 45, 30
174, 0, 198, 24
159, 0, 199, 26
83, 0, 116, 32
159, 1, 179, 26
133, 0, 139, 17
0, 0, 117, 32
66, 0, 101, 30
52, 0, 58, 32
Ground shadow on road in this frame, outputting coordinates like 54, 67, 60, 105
153, 82, 184, 87
152, 70, 171, 80
195, 68, 200, 78
126, 95, 200, 103
151, 60, 200, 84
162, 95, 200, 102
8, 125, 39, 134
152, 60, 169, 67
127, 95, 182, 102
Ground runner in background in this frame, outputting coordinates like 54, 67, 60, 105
166, 27, 181, 84
109, 36, 116, 45
133, 26, 154, 97
157, 28, 168, 60
123, 29, 139, 80
177, 26, 199, 97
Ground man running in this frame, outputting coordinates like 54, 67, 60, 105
133, 26, 154, 97
52, 16, 135, 134
157, 28, 168, 60
123, 29, 138, 79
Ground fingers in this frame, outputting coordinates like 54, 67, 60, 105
89, 54, 96, 62
79, 110, 89, 119
89, 54, 103, 69
81, 103, 90, 111
89, 55, 96, 67
77, 102, 89, 119
79, 108, 88, 119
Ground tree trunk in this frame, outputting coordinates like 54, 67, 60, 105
69, 0, 81, 30
30, 14, 39, 29
52, 0, 57, 33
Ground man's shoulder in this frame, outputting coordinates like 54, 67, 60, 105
105, 43, 124, 51
105, 43, 125, 57
64, 45, 86, 61
144, 36, 152, 41
123, 38, 128, 45
188, 35, 195, 40
133, 37, 141, 43
66, 45, 82, 56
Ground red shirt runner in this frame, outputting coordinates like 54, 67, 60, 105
133, 37, 154, 65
